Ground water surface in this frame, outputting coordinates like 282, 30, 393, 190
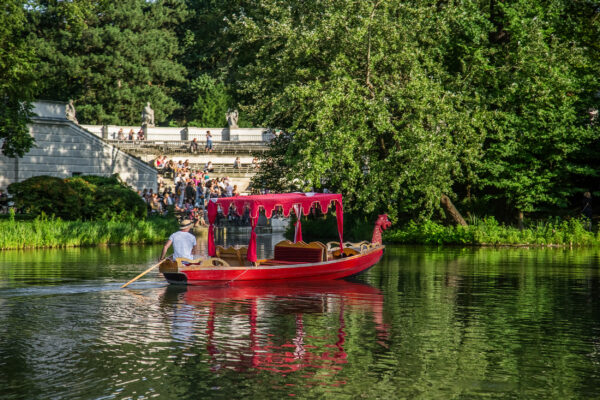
1, 240, 599, 399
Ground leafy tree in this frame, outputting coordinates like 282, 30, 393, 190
28, 0, 188, 125
175, 0, 255, 126
476, 0, 600, 222
0, 0, 38, 157
234, 0, 491, 218
186, 74, 229, 127
238, 0, 600, 222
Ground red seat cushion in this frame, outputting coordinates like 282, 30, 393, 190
273, 246, 323, 263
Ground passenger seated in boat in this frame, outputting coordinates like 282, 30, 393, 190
159, 219, 199, 262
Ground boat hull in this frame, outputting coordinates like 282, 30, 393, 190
164, 246, 384, 285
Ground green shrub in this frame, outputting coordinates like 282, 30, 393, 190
64, 177, 98, 220
93, 185, 147, 221
8, 176, 81, 219
8, 174, 146, 221
80, 174, 123, 187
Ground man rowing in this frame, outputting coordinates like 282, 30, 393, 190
159, 219, 199, 261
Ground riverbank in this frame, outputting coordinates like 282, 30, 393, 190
384, 218, 597, 246
0, 214, 179, 250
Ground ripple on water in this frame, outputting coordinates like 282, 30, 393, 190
1, 245, 600, 399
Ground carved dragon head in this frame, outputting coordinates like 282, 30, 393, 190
376, 214, 392, 231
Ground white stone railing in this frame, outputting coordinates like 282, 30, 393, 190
82, 125, 273, 142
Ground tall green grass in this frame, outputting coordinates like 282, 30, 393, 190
384, 217, 598, 246
0, 211, 179, 250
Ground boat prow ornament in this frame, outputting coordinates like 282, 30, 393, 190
160, 193, 390, 285
371, 214, 392, 246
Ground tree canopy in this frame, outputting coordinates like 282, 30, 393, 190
232, 0, 600, 219
0, 0, 37, 157
2, 0, 600, 222
29, 0, 188, 125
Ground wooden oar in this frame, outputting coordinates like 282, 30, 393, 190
121, 259, 165, 288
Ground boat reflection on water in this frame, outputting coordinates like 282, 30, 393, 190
159, 280, 388, 380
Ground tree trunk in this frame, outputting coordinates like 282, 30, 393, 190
441, 194, 468, 226
517, 210, 524, 230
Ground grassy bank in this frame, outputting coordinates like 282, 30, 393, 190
292, 214, 598, 246
0, 213, 179, 250
384, 217, 597, 246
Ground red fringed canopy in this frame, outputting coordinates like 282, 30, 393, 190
206, 193, 344, 262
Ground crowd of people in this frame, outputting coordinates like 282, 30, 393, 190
140, 155, 252, 227
153, 155, 259, 177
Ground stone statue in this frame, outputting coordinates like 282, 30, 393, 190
142, 102, 155, 127
589, 108, 598, 124
66, 99, 78, 123
226, 108, 239, 129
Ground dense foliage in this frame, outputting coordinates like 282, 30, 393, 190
7, 175, 146, 221
0, 0, 37, 157
292, 213, 596, 246
28, 0, 188, 125
3, 0, 600, 224
238, 0, 600, 221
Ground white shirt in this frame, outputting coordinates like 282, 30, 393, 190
169, 231, 197, 260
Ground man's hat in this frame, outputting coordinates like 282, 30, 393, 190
179, 219, 194, 230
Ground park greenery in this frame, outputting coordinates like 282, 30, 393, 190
1, 0, 599, 227
296, 213, 597, 247
0, 209, 178, 249
8, 175, 146, 221
2, 174, 178, 249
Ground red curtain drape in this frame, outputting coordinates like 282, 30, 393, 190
294, 205, 302, 243
207, 200, 218, 256
247, 214, 258, 262
336, 201, 344, 251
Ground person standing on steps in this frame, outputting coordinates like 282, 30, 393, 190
205, 130, 213, 153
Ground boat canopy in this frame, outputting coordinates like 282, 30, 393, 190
206, 193, 344, 262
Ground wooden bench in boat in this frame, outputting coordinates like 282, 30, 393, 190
216, 246, 251, 266
258, 240, 326, 266
331, 247, 361, 258
159, 256, 230, 272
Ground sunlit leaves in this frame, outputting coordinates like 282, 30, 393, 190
237, 0, 490, 217
0, 0, 38, 157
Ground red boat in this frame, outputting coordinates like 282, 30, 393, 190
159, 193, 391, 284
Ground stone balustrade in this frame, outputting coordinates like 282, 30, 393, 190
82, 125, 274, 142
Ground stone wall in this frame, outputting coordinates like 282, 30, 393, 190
0, 101, 157, 192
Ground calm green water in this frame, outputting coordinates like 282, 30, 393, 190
1, 239, 600, 399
